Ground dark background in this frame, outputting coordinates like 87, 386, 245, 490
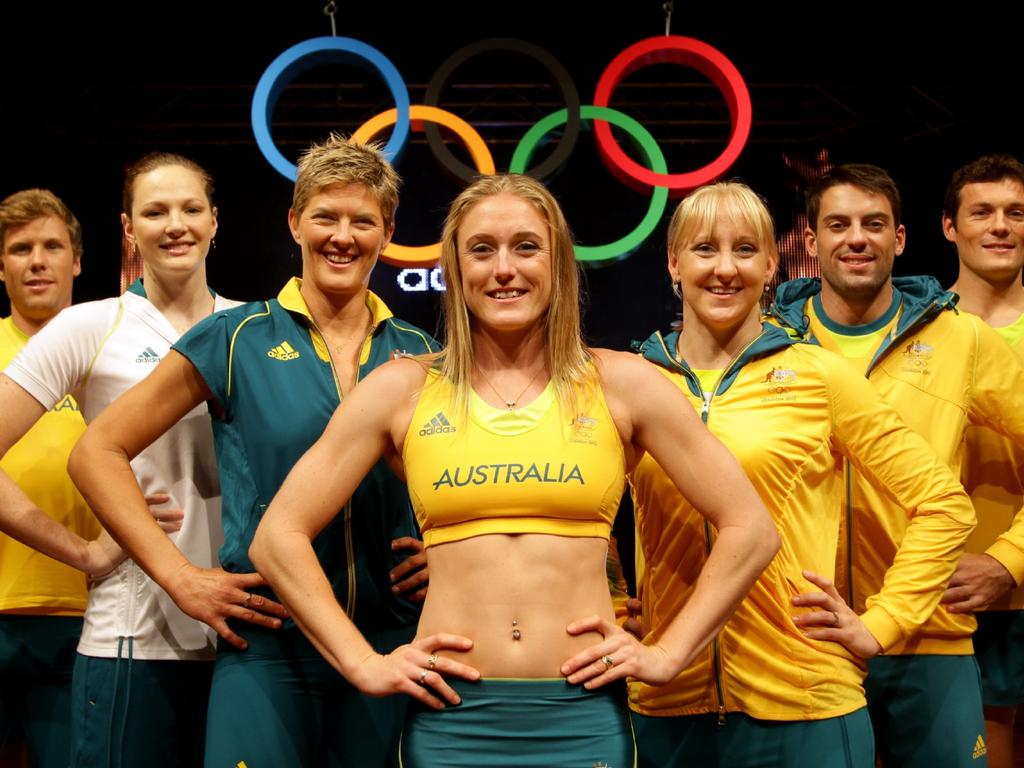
1, 2, 1018, 344
1, 2, 1018, 588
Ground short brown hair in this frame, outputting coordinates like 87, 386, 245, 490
0, 189, 83, 259
291, 135, 401, 228
943, 154, 1024, 220
806, 164, 902, 229
123, 152, 215, 215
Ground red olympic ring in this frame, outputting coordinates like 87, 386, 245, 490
593, 36, 752, 195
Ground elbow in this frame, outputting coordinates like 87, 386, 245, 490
763, 524, 782, 565
66, 433, 91, 494
248, 526, 268, 573
754, 512, 781, 569
249, 515, 281, 576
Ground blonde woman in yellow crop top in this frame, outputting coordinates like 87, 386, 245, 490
251, 174, 779, 767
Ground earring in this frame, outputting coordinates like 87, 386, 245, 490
211, 238, 217, 252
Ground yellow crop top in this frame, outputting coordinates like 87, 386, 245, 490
403, 370, 626, 547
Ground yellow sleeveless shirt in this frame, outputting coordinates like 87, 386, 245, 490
403, 370, 626, 547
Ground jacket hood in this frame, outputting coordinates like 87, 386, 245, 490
632, 322, 799, 397
770, 275, 957, 339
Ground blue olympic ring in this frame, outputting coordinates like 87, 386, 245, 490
251, 37, 410, 181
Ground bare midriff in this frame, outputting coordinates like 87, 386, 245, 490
415, 533, 614, 678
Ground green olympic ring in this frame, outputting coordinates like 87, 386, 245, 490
510, 105, 668, 267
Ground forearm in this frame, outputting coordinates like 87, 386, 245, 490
68, 436, 188, 587
0, 470, 93, 572
654, 520, 777, 670
250, 527, 375, 680
863, 485, 975, 649
986, 504, 1024, 587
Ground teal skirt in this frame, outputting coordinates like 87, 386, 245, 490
400, 678, 635, 768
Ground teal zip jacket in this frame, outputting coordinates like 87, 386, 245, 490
175, 278, 438, 648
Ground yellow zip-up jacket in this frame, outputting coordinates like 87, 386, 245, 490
773, 277, 1024, 655
963, 312, 1024, 611
629, 324, 974, 720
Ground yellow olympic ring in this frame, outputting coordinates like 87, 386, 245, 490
352, 105, 495, 266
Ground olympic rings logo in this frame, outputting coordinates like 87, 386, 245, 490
252, 36, 751, 268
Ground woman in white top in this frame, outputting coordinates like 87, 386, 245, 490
0, 152, 284, 767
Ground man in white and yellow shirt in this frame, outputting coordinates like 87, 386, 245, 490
0, 189, 96, 768
940, 154, 1024, 768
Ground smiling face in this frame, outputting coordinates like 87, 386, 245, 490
0, 214, 80, 332
456, 193, 553, 338
288, 182, 392, 308
122, 163, 217, 282
670, 205, 776, 338
944, 178, 1024, 286
805, 183, 905, 306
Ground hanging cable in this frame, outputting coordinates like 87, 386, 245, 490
323, 0, 338, 36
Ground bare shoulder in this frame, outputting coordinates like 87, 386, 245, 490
590, 346, 660, 395
353, 354, 433, 400
588, 347, 674, 446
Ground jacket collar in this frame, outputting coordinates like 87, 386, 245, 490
276, 277, 393, 327
127, 277, 217, 300
770, 275, 957, 340
633, 322, 799, 397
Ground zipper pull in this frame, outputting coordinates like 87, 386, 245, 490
701, 392, 712, 419
717, 705, 727, 726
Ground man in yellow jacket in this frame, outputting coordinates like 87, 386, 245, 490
771, 163, 1024, 767
940, 154, 1024, 768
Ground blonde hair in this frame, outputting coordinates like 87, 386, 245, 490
438, 174, 592, 415
292, 134, 401, 227
667, 181, 778, 263
0, 189, 83, 259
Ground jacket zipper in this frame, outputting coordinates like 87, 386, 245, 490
698, 388, 727, 725
671, 333, 770, 724
681, 335, 761, 726
308, 316, 380, 618
843, 299, 940, 611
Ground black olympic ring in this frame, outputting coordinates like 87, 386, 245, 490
423, 38, 581, 183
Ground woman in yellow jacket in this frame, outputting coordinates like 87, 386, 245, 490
621, 182, 976, 767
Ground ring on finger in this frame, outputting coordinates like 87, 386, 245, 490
418, 669, 429, 685
427, 653, 438, 670
601, 654, 614, 669
830, 610, 840, 627
244, 592, 253, 609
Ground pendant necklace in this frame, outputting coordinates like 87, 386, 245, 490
476, 363, 545, 410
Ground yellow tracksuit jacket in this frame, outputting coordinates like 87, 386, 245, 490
629, 324, 973, 720
772, 276, 1024, 654
962, 315, 1024, 611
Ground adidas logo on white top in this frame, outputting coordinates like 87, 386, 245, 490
135, 347, 161, 364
